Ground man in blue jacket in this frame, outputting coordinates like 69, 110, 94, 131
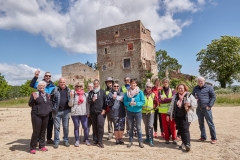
192, 76, 217, 144
30, 70, 55, 144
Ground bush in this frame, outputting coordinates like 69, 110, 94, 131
215, 88, 233, 94
216, 93, 240, 106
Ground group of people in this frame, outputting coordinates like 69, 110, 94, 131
28, 70, 217, 154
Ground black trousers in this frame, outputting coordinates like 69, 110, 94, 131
30, 112, 49, 150
175, 116, 190, 145
153, 110, 164, 132
90, 113, 105, 144
47, 111, 53, 140
88, 116, 97, 141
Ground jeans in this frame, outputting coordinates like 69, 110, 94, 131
71, 115, 88, 141
127, 111, 142, 143
30, 112, 49, 150
197, 108, 217, 140
142, 113, 154, 138
53, 109, 70, 144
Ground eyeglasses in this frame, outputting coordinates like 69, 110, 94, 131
113, 86, 119, 88
45, 75, 51, 77
146, 86, 152, 88
76, 86, 83, 88
124, 79, 129, 82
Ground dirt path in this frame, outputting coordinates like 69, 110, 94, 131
0, 107, 239, 160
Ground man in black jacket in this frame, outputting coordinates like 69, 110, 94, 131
88, 79, 106, 148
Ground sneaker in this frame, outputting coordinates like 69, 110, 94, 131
161, 132, 165, 138
119, 139, 124, 145
85, 140, 91, 146
107, 133, 113, 140
75, 141, 79, 147
47, 139, 54, 144
165, 140, 170, 144
211, 140, 217, 144
63, 141, 70, 147
127, 142, 133, 148
172, 140, 177, 145
149, 138, 154, 147
125, 131, 129, 137
198, 138, 206, 142
98, 143, 104, 148
179, 143, 184, 149
30, 150, 36, 154
153, 132, 158, 138
185, 144, 191, 151
143, 138, 149, 144
139, 142, 144, 148
116, 140, 120, 145
53, 144, 59, 148
40, 147, 48, 151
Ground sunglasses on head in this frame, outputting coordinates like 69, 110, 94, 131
45, 75, 51, 77
113, 86, 119, 87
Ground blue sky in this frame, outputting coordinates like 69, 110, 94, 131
0, 0, 239, 85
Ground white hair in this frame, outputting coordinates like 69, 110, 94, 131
37, 81, 47, 89
145, 82, 153, 88
197, 76, 206, 81
88, 82, 93, 87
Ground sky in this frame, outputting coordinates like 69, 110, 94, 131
0, 0, 240, 86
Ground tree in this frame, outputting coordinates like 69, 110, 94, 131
85, 61, 93, 68
0, 73, 11, 100
20, 80, 36, 96
197, 36, 240, 88
156, 50, 182, 79
8, 86, 23, 99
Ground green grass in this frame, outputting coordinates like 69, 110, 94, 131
215, 93, 240, 106
0, 97, 29, 108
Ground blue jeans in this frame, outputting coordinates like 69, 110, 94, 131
196, 108, 217, 140
53, 109, 70, 144
127, 111, 142, 143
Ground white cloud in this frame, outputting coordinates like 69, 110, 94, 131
0, 63, 61, 85
0, 0, 207, 54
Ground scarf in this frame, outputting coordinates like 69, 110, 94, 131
177, 92, 186, 108
144, 89, 152, 99
40, 91, 47, 103
127, 86, 140, 98
93, 86, 100, 93
75, 90, 84, 104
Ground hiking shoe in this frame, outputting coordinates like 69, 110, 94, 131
30, 150, 36, 154
127, 142, 133, 148
149, 138, 154, 147
153, 132, 158, 138
98, 143, 104, 148
40, 147, 48, 151
185, 144, 191, 152
165, 140, 170, 144
47, 139, 54, 144
53, 144, 59, 148
211, 140, 217, 144
119, 139, 124, 145
85, 140, 91, 146
172, 140, 177, 145
143, 138, 149, 144
139, 142, 144, 148
198, 138, 206, 142
161, 132, 165, 138
116, 140, 120, 145
63, 141, 70, 147
75, 141, 79, 147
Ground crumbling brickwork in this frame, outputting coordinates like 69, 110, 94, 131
62, 62, 98, 86
96, 20, 158, 87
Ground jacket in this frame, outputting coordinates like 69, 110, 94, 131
28, 91, 52, 116
123, 90, 145, 113
192, 84, 216, 108
68, 92, 89, 116
105, 90, 126, 118
167, 92, 198, 122
87, 89, 107, 115
30, 76, 55, 94
50, 87, 71, 114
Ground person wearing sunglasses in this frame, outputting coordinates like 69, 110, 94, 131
123, 79, 145, 148
106, 83, 125, 145
68, 83, 90, 147
142, 82, 158, 147
30, 70, 55, 144
28, 81, 52, 154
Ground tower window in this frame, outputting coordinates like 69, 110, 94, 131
102, 65, 106, 71
104, 48, 108, 54
128, 43, 133, 50
123, 58, 131, 69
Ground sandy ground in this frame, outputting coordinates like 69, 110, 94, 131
0, 107, 240, 160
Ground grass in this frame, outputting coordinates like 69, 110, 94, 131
0, 97, 29, 108
0, 93, 240, 108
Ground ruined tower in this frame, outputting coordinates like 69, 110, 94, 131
96, 20, 158, 86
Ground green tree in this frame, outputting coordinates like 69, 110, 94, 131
8, 86, 23, 99
0, 73, 11, 100
19, 80, 36, 96
156, 50, 182, 79
84, 78, 92, 92
85, 61, 93, 68
53, 80, 59, 87
197, 36, 240, 88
